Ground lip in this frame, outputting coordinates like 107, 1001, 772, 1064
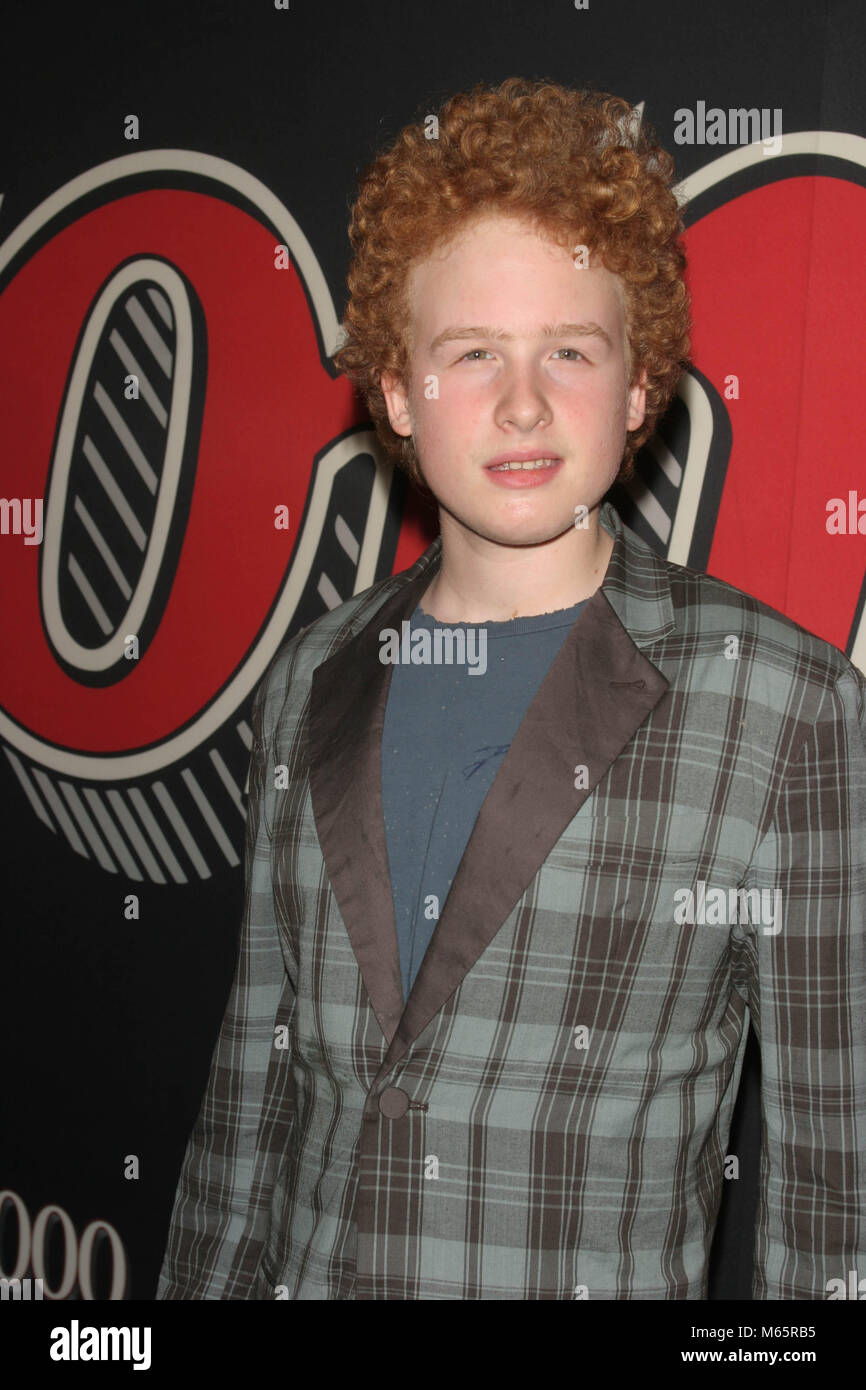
484, 454, 564, 489
485, 450, 563, 467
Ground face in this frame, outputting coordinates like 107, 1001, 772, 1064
381, 212, 646, 550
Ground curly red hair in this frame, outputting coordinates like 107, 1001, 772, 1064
333, 77, 691, 489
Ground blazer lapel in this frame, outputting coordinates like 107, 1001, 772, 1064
385, 576, 670, 1068
310, 502, 674, 1063
308, 549, 442, 1046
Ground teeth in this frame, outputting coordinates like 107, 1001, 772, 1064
490, 458, 559, 471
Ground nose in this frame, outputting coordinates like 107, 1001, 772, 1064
493, 364, 553, 432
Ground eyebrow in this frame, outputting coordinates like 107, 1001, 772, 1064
429, 321, 615, 354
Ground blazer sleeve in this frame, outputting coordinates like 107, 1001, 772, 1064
154, 670, 297, 1299
739, 663, 866, 1299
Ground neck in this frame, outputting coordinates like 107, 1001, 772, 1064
421, 507, 614, 623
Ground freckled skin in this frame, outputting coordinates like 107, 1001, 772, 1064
381, 213, 646, 623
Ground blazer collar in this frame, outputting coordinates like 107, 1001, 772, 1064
363, 501, 676, 646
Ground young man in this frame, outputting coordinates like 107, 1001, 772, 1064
157, 79, 865, 1300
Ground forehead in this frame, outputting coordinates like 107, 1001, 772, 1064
406, 212, 627, 324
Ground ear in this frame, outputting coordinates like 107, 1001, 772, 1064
627, 366, 648, 432
380, 372, 413, 438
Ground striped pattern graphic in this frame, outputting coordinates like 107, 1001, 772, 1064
61, 282, 175, 647
4, 721, 251, 883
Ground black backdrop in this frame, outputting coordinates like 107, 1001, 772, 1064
1, 0, 864, 1305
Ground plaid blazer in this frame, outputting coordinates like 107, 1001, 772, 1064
156, 501, 865, 1300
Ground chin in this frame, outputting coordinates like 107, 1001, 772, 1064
464, 515, 576, 549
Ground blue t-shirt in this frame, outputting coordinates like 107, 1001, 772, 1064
382, 598, 586, 1000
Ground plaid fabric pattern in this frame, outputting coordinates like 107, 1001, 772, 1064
155, 502, 865, 1300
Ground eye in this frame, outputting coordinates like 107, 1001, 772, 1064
552, 348, 586, 362
458, 349, 495, 362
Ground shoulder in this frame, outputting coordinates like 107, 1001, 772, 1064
658, 552, 864, 722
250, 544, 438, 743
607, 507, 860, 712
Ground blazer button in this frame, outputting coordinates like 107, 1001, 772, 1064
378, 1086, 410, 1118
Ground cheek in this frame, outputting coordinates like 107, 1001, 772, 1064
569, 379, 631, 440
413, 378, 478, 445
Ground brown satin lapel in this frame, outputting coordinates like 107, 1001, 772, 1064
309, 502, 672, 1062
384, 586, 670, 1068
308, 556, 442, 1046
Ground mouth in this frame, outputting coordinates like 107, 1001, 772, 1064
483, 455, 565, 489
485, 456, 562, 472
